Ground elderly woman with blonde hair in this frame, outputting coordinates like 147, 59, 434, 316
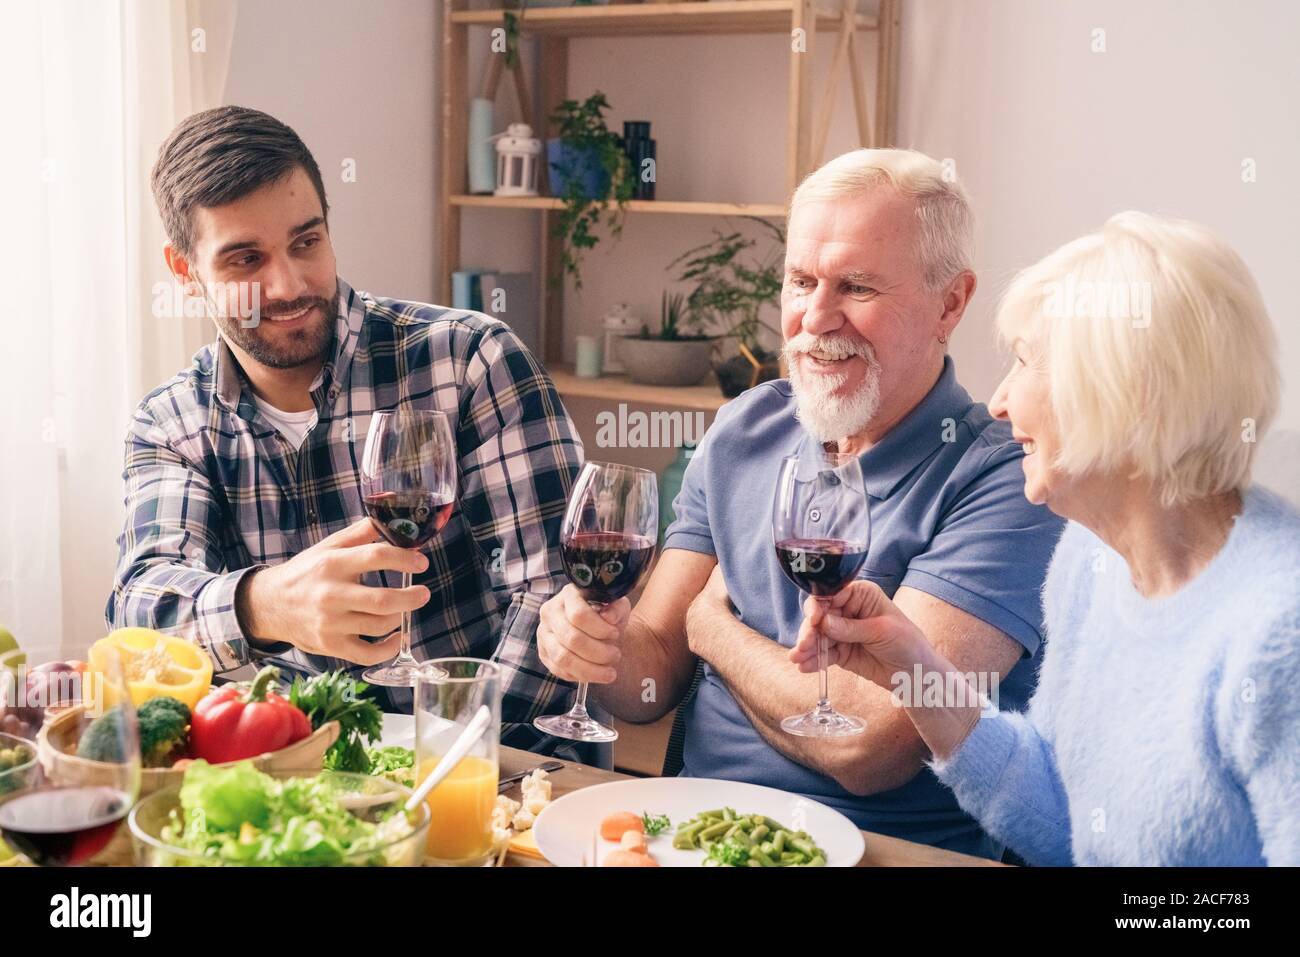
789, 211, 1300, 865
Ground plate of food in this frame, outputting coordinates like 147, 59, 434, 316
532, 777, 865, 867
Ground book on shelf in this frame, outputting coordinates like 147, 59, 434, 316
451, 269, 539, 357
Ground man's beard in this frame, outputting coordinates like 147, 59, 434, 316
783, 332, 883, 442
196, 272, 336, 370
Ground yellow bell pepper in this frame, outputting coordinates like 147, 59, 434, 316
89, 629, 213, 711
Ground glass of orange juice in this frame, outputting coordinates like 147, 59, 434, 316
414, 658, 501, 866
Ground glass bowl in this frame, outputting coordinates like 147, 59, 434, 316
0, 732, 41, 867
0, 731, 39, 797
128, 769, 431, 867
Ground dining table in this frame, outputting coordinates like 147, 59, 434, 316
38, 712, 1003, 868
493, 742, 1006, 868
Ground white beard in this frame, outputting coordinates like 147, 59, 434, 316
784, 334, 882, 442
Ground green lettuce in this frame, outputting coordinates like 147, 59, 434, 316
162, 761, 413, 866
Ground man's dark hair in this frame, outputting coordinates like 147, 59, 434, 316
151, 105, 329, 257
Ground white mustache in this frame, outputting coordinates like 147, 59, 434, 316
784, 333, 876, 363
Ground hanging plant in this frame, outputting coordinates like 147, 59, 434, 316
502, 0, 528, 70
547, 92, 633, 290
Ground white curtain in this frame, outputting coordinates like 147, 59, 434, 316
0, 0, 235, 663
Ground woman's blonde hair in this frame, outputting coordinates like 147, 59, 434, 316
996, 211, 1279, 506
790, 148, 974, 291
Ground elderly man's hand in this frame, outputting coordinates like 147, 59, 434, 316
536, 584, 630, 684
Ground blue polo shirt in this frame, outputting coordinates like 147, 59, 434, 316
663, 357, 1065, 858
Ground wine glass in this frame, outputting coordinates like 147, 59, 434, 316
360, 408, 457, 687
773, 449, 871, 736
0, 648, 141, 865
535, 461, 658, 743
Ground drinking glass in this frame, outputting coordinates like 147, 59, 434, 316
0, 648, 141, 865
773, 449, 871, 736
360, 408, 456, 686
534, 461, 658, 744
415, 658, 501, 866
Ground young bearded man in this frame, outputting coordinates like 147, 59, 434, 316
536, 149, 1067, 857
107, 106, 590, 758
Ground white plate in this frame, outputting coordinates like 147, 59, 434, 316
533, 777, 865, 867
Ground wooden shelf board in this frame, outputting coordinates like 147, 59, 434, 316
549, 364, 728, 412
451, 194, 786, 217
451, 2, 877, 38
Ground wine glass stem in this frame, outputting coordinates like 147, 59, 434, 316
567, 598, 606, 719
816, 596, 831, 712
570, 681, 592, 719
397, 568, 415, 663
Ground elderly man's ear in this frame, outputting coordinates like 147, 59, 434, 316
938, 270, 977, 341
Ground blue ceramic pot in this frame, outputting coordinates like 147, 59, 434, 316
547, 139, 610, 200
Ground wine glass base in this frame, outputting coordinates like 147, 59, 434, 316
363, 660, 446, 687
781, 709, 866, 737
533, 713, 619, 743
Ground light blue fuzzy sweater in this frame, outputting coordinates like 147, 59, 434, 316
928, 485, 1300, 865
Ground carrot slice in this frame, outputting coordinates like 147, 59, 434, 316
599, 811, 644, 842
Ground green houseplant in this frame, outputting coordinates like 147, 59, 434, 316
668, 218, 786, 397
617, 291, 716, 387
546, 92, 633, 289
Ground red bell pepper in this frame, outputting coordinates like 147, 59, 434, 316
190, 666, 312, 764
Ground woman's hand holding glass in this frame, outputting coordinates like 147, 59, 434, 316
788, 580, 932, 691
789, 580, 984, 761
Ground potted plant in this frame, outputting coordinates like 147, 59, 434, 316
546, 92, 633, 289
617, 292, 717, 387
669, 218, 786, 397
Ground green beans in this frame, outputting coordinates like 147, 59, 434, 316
674, 807, 828, 867
698, 819, 732, 841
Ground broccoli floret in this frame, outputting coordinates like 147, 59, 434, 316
138, 696, 191, 768
77, 698, 191, 767
77, 706, 129, 763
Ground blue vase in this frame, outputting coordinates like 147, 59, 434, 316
546, 139, 609, 200
658, 442, 699, 541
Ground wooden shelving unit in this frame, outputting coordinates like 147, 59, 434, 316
449, 0, 878, 36
438, 0, 901, 408
450, 194, 788, 217
549, 365, 728, 412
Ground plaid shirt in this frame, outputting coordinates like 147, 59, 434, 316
107, 278, 589, 755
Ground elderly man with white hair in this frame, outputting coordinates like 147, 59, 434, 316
537, 148, 1065, 859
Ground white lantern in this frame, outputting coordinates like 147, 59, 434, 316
601, 302, 639, 374
493, 123, 541, 197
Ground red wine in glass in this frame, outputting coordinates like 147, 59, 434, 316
772, 450, 871, 737
535, 461, 658, 744
775, 538, 870, 597
561, 532, 657, 605
364, 491, 454, 549
358, 408, 457, 687
1, 648, 141, 866
0, 786, 131, 866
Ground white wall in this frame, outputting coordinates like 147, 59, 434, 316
221, 0, 438, 302
902, 0, 1300, 429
